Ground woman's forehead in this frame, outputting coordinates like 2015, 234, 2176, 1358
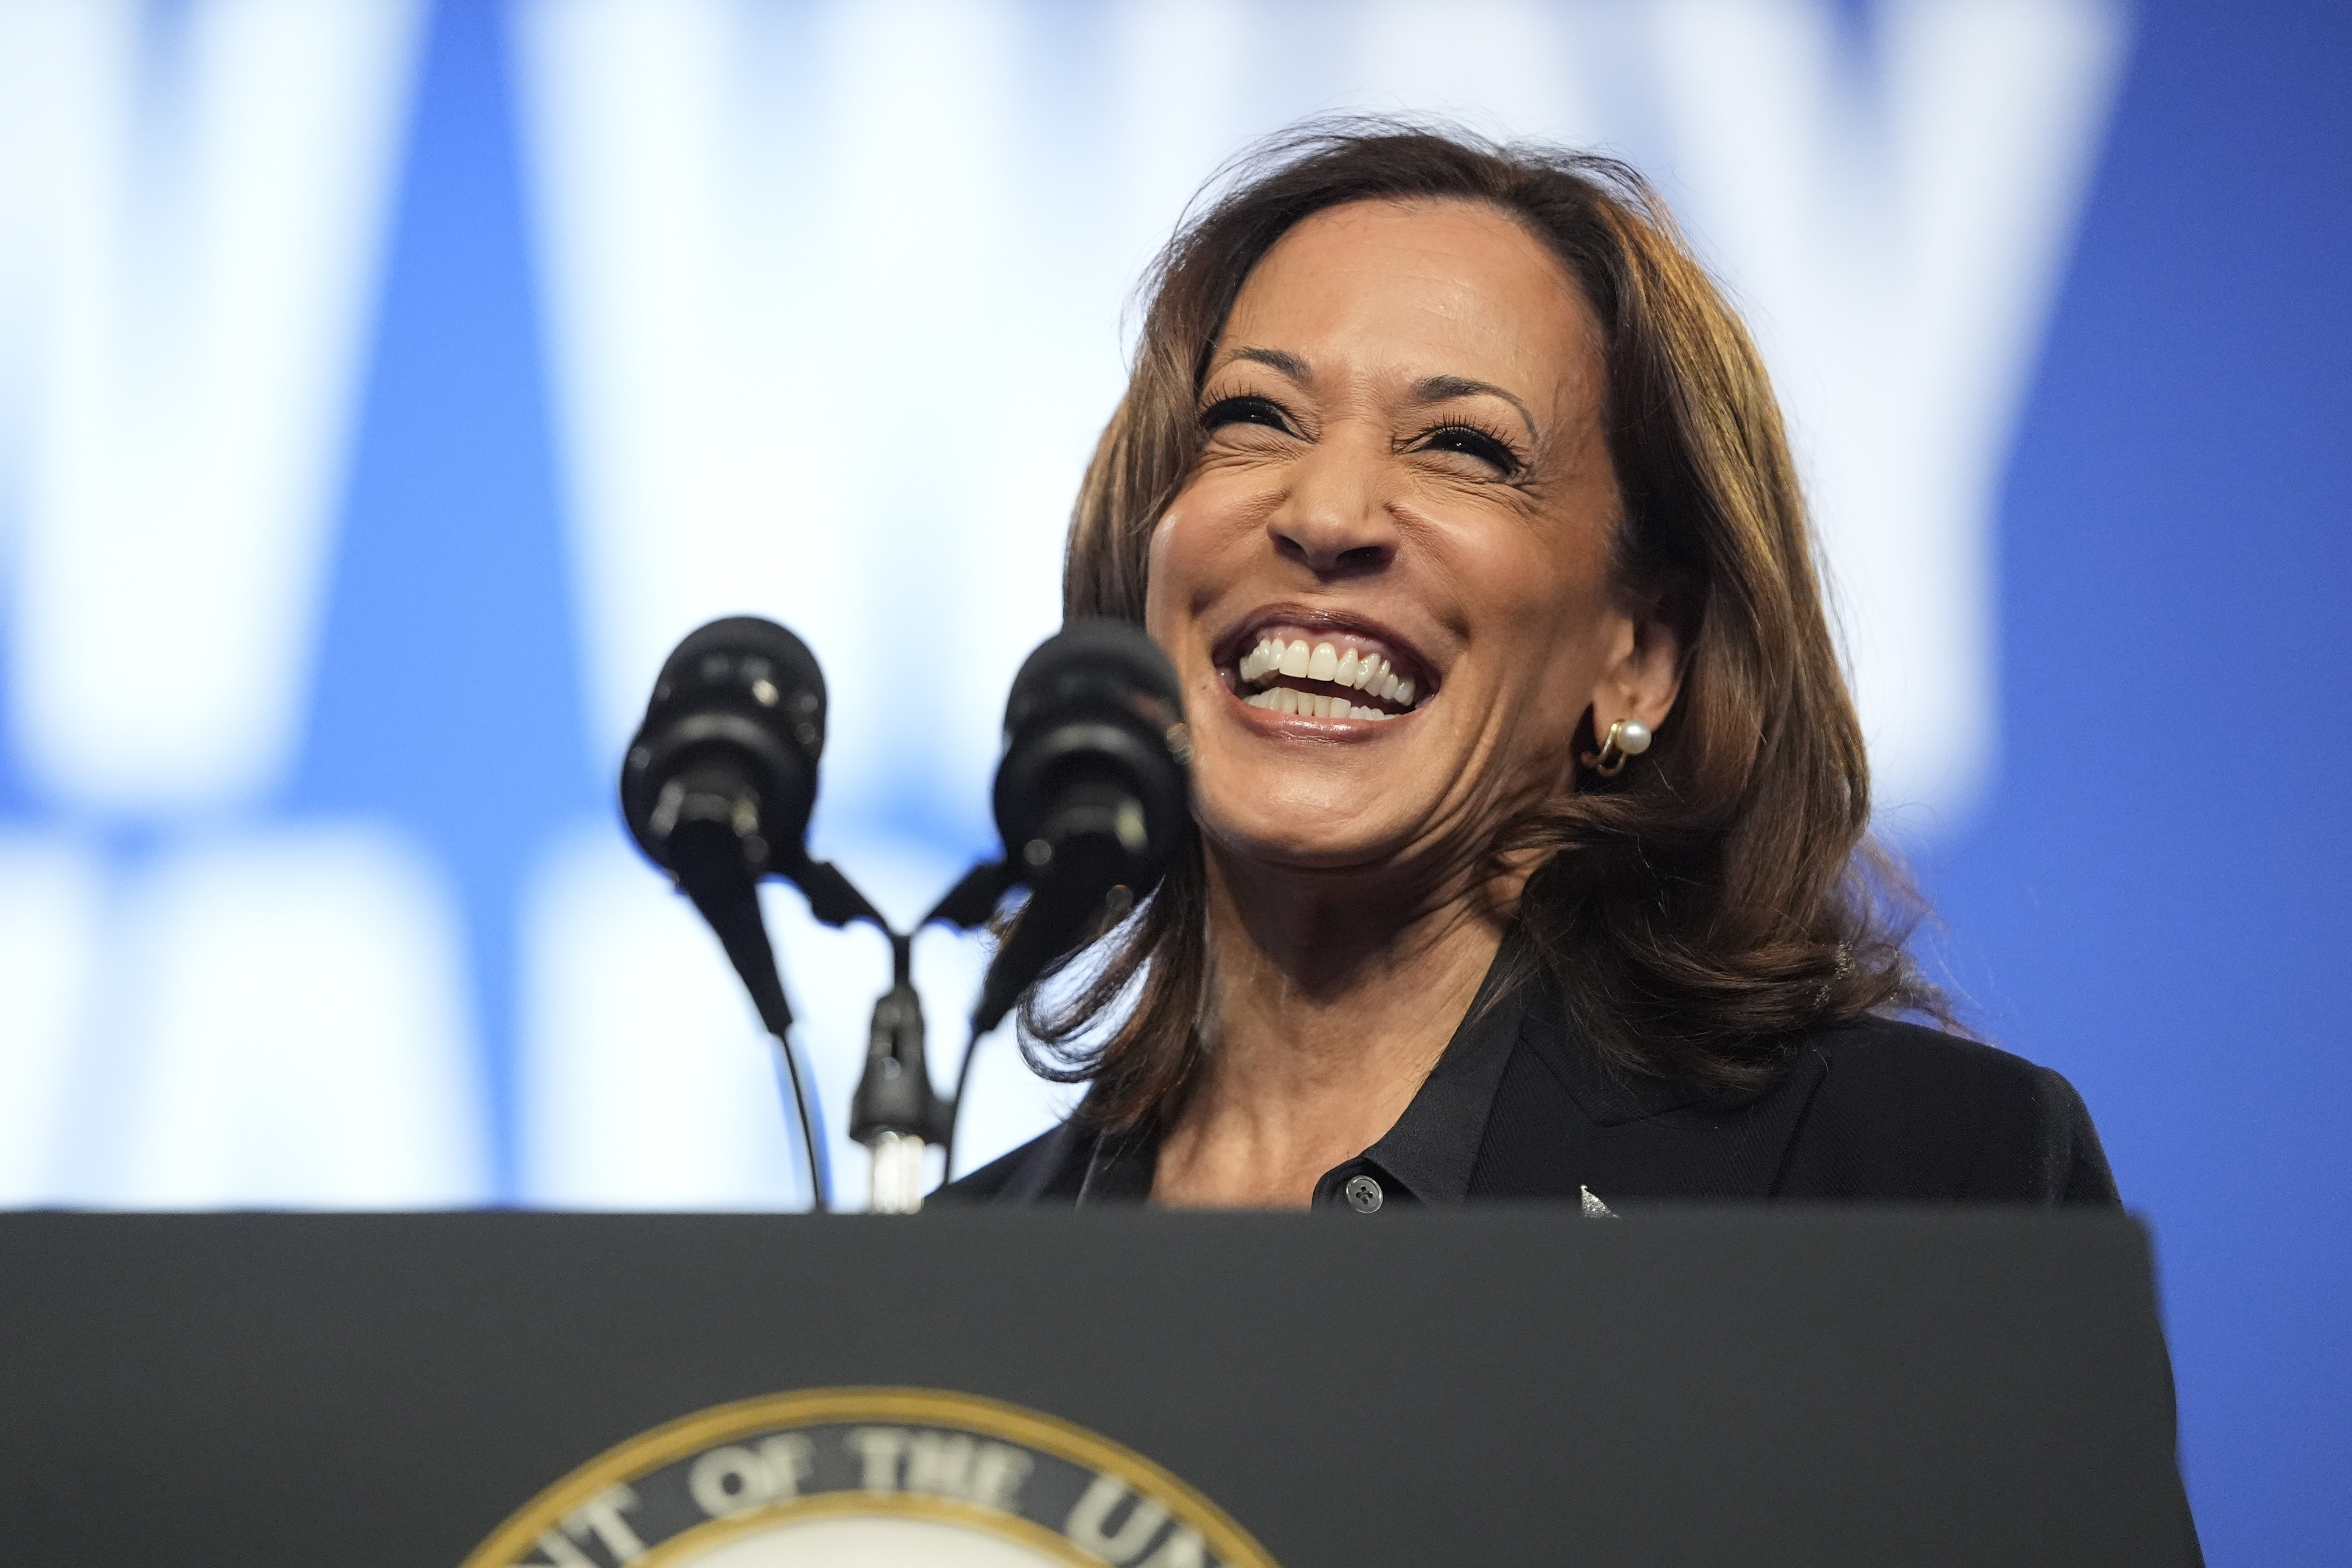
1215, 197, 1600, 410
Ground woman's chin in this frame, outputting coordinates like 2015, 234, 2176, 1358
1197, 799, 1427, 876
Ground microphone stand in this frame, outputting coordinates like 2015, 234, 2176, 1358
697, 833, 1144, 1209
678, 809, 975, 1216
845, 856, 1017, 1208
848, 929, 955, 1212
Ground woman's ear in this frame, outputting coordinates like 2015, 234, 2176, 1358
1593, 594, 1684, 736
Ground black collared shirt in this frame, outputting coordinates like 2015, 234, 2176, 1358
1070, 954, 1524, 1211
944, 938, 2122, 1210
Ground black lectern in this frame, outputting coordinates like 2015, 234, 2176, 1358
0, 1210, 2197, 1566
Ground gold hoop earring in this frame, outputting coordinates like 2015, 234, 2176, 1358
1582, 718, 1653, 778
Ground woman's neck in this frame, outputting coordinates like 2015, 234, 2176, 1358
1150, 848, 1512, 1208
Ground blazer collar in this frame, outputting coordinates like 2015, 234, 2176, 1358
1514, 995, 1715, 1127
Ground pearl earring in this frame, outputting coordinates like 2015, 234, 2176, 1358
1583, 718, 1652, 778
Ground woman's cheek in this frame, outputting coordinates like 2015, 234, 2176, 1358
1141, 504, 1199, 638
1151, 496, 1257, 623
1143, 503, 1182, 583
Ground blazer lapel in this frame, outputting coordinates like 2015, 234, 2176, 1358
1470, 996, 1828, 1202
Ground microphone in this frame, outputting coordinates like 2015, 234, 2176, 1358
946, 619, 1193, 1039
619, 616, 882, 1211
622, 615, 820, 941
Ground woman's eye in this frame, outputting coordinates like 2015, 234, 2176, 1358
1200, 395, 1293, 434
1419, 423, 1524, 478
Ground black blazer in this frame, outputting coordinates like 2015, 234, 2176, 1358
945, 984, 2120, 1206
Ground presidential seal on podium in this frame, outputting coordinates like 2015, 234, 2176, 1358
462, 1387, 1279, 1568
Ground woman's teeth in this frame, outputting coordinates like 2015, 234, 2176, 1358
1243, 687, 1398, 719
1235, 635, 1416, 718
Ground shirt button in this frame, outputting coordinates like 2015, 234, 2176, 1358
1343, 1174, 1384, 1213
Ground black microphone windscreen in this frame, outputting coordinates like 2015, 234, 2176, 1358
649, 616, 826, 742
621, 616, 828, 876
991, 619, 1188, 863
1002, 618, 1181, 737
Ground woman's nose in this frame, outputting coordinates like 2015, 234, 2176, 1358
1267, 436, 1397, 576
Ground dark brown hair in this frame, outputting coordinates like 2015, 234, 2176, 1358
1025, 120, 1945, 1126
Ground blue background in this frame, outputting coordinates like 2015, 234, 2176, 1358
0, 0, 2343, 1558
1925, 2, 2348, 1552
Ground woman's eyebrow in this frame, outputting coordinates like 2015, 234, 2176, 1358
1216, 346, 1314, 383
1411, 374, 1538, 442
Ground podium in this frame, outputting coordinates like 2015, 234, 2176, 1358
0, 1209, 2197, 1566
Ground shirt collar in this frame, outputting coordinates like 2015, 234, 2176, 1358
1076, 933, 1530, 1208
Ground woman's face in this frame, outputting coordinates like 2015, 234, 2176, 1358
1145, 197, 1676, 880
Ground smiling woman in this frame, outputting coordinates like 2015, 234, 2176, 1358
948, 123, 2118, 1211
